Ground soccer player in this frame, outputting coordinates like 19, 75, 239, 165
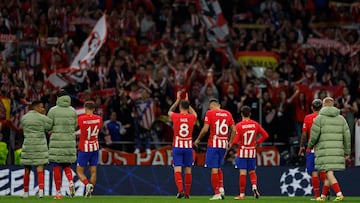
47, 90, 77, 199
298, 98, 327, 200
168, 91, 197, 199
20, 101, 52, 198
231, 105, 269, 200
194, 98, 236, 200
308, 97, 351, 201
77, 101, 103, 198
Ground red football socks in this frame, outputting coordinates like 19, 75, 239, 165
23, 169, 30, 192
240, 174, 246, 194
184, 173, 192, 196
211, 173, 219, 194
64, 166, 73, 182
319, 171, 327, 183
82, 179, 89, 186
331, 182, 341, 194
174, 172, 183, 192
249, 171, 257, 186
53, 166, 62, 191
37, 171, 44, 190
312, 176, 320, 197
218, 169, 224, 188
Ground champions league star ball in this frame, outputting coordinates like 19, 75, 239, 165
280, 167, 313, 197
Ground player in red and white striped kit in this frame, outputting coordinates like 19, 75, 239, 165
168, 91, 197, 199
194, 98, 236, 200
76, 101, 103, 198
231, 105, 269, 200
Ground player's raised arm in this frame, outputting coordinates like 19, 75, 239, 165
185, 93, 197, 117
168, 91, 182, 116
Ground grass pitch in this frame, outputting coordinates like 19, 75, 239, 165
1, 196, 360, 203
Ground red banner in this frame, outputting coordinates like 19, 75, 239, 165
256, 146, 280, 166
99, 146, 173, 165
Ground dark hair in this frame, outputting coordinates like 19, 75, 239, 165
209, 98, 219, 104
241, 105, 251, 117
57, 89, 68, 97
84, 101, 96, 110
311, 99, 322, 110
31, 100, 43, 108
180, 100, 190, 109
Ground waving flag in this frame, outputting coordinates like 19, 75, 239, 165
47, 14, 108, 89
10, 104, 29, 130
196, 0, 237, 66
135, 99, 155, 130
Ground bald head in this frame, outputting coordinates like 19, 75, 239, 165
323, 97, 334, 107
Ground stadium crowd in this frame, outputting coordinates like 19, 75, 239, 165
0, 0, 359, 165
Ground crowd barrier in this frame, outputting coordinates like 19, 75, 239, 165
0, 165, 359, 196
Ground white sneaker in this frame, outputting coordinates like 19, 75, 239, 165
146, 149, 151, 154
219, 187, 225, 199
134, 148, 140, 154
85, 184, 94, 198
22, 192, 29, 198
38, 189, 44, 198
209, 194, 222, 200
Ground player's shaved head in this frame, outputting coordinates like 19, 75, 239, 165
209, 98, 220, 109
322, 97, 334, 107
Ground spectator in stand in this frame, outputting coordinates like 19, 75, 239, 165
238, 82, 260, 122
199, 70, 219, 119
20, 100, 52, 198
336, 86, 358, 147
133, 88, 155, 154
47, 89, 77, 199
273, 88, 299, 143
0, 83, 11, 156
221, 84, 241, 123
293, 91, 309, 137
102, 111, 129, 151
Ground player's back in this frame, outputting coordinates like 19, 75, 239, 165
205, 109, 234, 148
234, 119, 261, 158
170, 112, 196, 148
78, 114, 103, 152
235, 119, 260, 147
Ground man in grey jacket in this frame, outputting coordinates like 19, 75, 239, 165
308, 97, 351, 202
48, 90, 77, 199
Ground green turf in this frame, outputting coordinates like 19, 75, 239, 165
1, 196, 360, 203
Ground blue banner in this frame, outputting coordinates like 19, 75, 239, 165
0, 166, 359, 196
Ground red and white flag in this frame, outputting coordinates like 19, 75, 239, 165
47, 14, 108, 89
10, 105, 29, 130
135, 99, 155, 130
196, 0, 237, 65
